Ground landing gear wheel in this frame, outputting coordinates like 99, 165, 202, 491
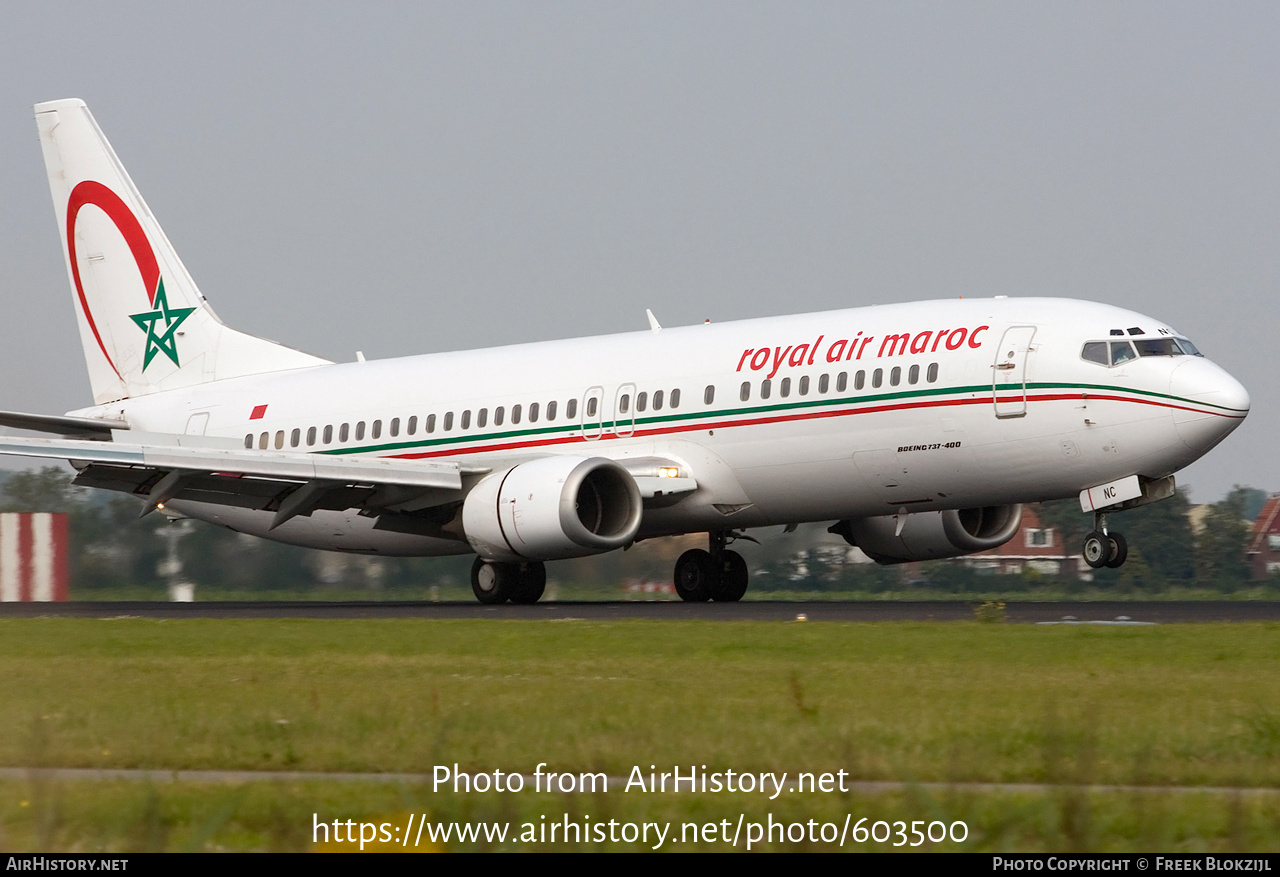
1104, 531, 1128, 569
1082, 531, 1109, 570
510, 562, 547, 604
471, 558, 516, 604
709, 549, 749, 602
674, 549, 714, 602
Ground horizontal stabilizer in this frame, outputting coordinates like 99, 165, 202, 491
0, 410, 128, 439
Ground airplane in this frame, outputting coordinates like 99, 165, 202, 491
0, 98, 1250, 603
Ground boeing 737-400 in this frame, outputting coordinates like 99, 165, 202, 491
0, 99, 1251, 603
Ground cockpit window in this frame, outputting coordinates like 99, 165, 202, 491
1134, 338, 1183, 357
1175, 337, 1202, 356
1081, 342, 1109, 365
1110, 341, 1136, 365
1083, 335, 1204, 366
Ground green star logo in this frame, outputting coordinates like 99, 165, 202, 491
129, 279, 195, 370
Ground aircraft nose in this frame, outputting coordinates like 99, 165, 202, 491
1168, 358, 1250, 453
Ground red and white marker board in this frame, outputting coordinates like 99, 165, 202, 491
0, 513, 69, 601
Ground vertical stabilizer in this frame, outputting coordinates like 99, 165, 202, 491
35, 99, 329, 405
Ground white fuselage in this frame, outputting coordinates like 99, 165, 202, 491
73, 296, 1249, 555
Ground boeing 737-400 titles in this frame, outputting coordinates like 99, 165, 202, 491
0, 100, 1250, 603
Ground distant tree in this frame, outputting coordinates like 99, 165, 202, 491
0, 466, 83, 512
1227, 485, 1268, 524
1195, 492, 1252, 589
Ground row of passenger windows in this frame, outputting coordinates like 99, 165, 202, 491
243, 362, 942, 451
740, 363, 940, 401
243, 386, 688, 450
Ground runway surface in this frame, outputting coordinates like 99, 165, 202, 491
1, 600, 1278, 622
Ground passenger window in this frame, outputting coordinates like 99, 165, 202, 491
671, 388, 680, 408
290, 428, 300, 447
275, 430, 285, 449
872, 369, 883, 388
244, 434, 252, 449
1081, 342, 1109, 365
461, 410, 471, 430
780, 378, 791, 398
323, 425, 333, 444
908, 365, 919, 385
307, 426, 317, 446
927, 363, 939, 383
426, 414, 436, 433
818, 374, 829, 393
511, 405, 521, 424
890, 367, 901, 387
704, 385, 715, 405
407, 416, 417, 435
854, 370, 864, 390
653, 390, 664, 410
837, 372, 848, 392
390, 418, 400, 437
586, 397, 598, 417
619, 395, 630, 414
477, 409, 487, 428
760, 380, 771, 400
529, 402, 539, 422
372, 420, 382, 439
356, 421, 366, 441
799, 375, 809, 396
637, 392, 648, 412
444, 412, 453, 431
340, 423, 350, 442
1110, 341, 1137, 365
495, 406, 504, 426
259, 432, 268, 449
740, 382, 751, 402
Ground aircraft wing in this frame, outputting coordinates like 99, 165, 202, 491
0, 434, 698, 532
0, 434, 472, 529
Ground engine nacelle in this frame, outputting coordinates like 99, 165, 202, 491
462, 456, 643, 562
832, 504, 1023, 564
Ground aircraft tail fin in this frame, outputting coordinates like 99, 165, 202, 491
35, 99, 330, 406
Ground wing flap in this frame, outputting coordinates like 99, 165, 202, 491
1, 435, 464, 522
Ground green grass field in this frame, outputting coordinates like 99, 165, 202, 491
0, 618, 1277, 851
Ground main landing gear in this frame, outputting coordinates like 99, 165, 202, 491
471, 558, 547, 604
674, 531, 750, 602
1081, 512, 1128, 570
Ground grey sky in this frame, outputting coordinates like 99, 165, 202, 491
0, 2, 1274, 503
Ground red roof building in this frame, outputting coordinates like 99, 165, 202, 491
962, 505, 1084, 578
1247, 495, 1280, 580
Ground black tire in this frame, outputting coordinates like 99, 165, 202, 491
709, 549, 749, 602
510, 562, 547, 604
1104, 531, 1128, 569
471, 557, 515, 604
1082, 531, 1109, 569
674, 549, 714, 602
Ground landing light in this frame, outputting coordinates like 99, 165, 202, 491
659, 467, 680, 479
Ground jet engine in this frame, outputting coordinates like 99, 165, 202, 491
831, 505, 1023, 564
461, 456, 643, 562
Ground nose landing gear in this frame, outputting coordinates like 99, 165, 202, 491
1082, 512, 1128, 569
674, 530, 750, 602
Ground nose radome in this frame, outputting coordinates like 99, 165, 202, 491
1168, 358, 1249, 453
1169, 358, 1250, 416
